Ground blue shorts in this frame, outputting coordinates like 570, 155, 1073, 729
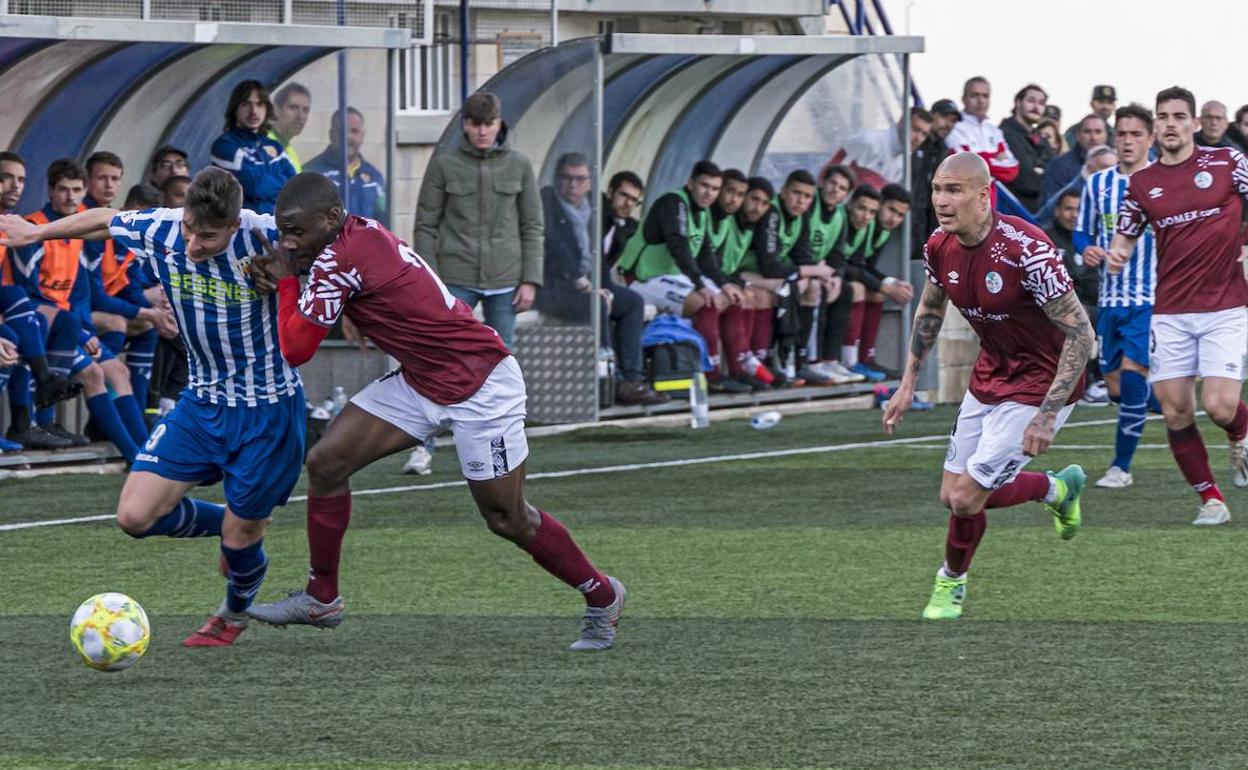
1098, 305, 1152, 372
133, 389, 307, 520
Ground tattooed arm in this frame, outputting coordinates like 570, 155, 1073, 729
882, 280, 948, 434
1022, 290, 1095, 456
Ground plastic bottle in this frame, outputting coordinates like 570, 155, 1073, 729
689, 372, 709, 429
330, 386, 349, 417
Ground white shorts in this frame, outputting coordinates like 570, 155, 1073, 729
1149, 307, 1248, 383
630, 274, 718, 315
350, 356, 529, 481
943, 392, 1076, 490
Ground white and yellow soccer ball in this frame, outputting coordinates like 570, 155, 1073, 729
69, 592, 151, 672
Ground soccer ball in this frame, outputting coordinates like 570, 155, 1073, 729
69, 593, 151, 672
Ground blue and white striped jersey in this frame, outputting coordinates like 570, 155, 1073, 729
1076, 166, 1157, 308
109, 207, 301, 407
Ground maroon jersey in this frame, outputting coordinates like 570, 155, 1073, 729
297, 216, 509, 405
1117, 146, 1248, 314
924, 214, 1082, 406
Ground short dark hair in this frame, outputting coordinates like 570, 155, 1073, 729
329, 107, 364, 126
880, 183, 911, 206
274, 82, 310, 107
276, 171, 343, 216
608, 170, 644, 193
1156, 86, 1196, 116
556, 152, 590, 174
85, 150, 123, 175
690, 160, 722, 180
849, 183, 882, 203
1115, 103, 1154, 133
0, 151, 24, 168
1013, 83, 1047, 104
819, 163, 856, 188
46, 158, 86, 188
1057, 187, 1082, 206
463, 91, 501, 124
910, 106, 933, 123
123, 183, 161, 210
746, 176, 774, 198
160, 175, 191, 194
1080, 114, 1108, 132
184, 167, 242, 226
721, 168, 747, 185
784, 169, 816, 188
963, 76, 989, 96
224, 79, 274, 132
1236, 104, 1248, 125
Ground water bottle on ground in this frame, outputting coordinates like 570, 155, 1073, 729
689, 372, 709, 429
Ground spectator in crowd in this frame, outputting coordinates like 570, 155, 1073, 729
305, 107, 387, 225
1037, 118, 1065, 155
146, 145, 189, 189
827, 107, 932, 189
269, 82, 310, 172
1063, 84, 1117, 148
909, 98, 959, 259
160, 175, 190, 207
536, 153, 664, 405
210, 79, 296, 215
838, 183, 914, 381
1043, 113, 1108, 202
804, 164, 861, 385
414, 91, 541, 351
602, 170, 643, 268
1195, 100, 1236, 148
1229, 105, 1248, 152
615, 160, 737, 319
122, 183, 160, 210
6, 159, 146, 460
1036, 144, 1117, 227
84, 151, 124, 209
1045, 187, 1104, 404
0, 151, 80, 450
1043, 103, 1062, 129
946, 76, 1019, 187
1000, 84, 1056, 212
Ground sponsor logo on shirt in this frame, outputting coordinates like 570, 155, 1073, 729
1154, 207, 1222, 229
1194, 171, 1214, 189
1148, 187, 1164, 199
960, 306, 1010, 322
170, 271, 260, 305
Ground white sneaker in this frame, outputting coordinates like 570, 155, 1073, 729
825, 361, 866, 383
401, 445, 434, 475
1231, 439, 1248, 488
1095, 466, 1134, 489
1193, 498, 1232, 527
811, 361, 852, 384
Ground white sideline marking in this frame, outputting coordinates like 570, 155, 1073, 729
0, 412, 1164, 533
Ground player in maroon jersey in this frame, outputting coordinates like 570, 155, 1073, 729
246, 173, 625, 651
1109, 86, 1248, 527
883, 152, 1095, 620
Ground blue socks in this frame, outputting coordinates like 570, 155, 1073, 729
125, 329, 157, 410
130, 498, 225, 538
113, 393, 149, 443
221, 540, 268, 613
1112, 369, 1151, 473
85, 392, 139, 461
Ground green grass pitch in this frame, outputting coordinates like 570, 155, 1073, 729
4, 404, 1248, 770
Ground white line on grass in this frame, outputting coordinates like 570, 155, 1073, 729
0, 412, 1163, 533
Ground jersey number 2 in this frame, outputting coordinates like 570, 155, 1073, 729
398, 243, 456, 309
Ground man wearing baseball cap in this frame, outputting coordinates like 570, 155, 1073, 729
1065, 85, 1117, 148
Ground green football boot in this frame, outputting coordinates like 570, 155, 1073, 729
1045, 464, 1086, 541
921, 572, 967, 620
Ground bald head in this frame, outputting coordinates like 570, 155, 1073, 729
931, 152, 993, 243
935, 152, 991, 189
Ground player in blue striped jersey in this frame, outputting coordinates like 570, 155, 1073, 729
0, 168, 305, 647
1075, 104, 1160, 489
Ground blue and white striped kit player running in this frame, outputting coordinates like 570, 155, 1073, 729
108, 207, 305, 520
1077, 165, 1158, 372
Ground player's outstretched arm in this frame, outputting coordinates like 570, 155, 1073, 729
883, 280, 947, 434
0, 209, 116, 246
1024, 291, 1095, 456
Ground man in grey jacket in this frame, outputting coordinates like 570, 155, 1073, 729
414, 91, 543, 350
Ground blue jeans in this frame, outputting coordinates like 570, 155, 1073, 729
447, 285, 517, 350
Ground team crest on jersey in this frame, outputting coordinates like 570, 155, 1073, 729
265, 145, 278, 158
1194, 171, 1213, 189
985, 271, 1003, 294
